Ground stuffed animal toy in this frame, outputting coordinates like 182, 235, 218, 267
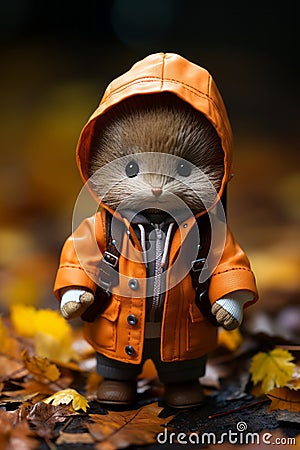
54, 53, 258, 408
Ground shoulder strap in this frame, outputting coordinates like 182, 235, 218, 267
97, 211, 124, 293
191, 189, 227, 326
81, 210, 123, 322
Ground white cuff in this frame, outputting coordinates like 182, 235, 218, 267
61, 289, 86, 309
216, 290, 254, 324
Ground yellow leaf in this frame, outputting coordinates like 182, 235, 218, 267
0, 316, 7, 345
217, 328, 243, 352
10, 305, 72, 340
34, 332, 78, 363
10, 305, 77, 363
250, 348, 295, 393
22, 350, 60, 382
43, 388, 89, 412
10, 305, 37, 338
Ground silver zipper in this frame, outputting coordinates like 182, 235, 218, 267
149, 225, 164, 321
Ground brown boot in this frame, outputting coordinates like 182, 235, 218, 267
164, 380, 205, 408
97, 379, 137, 405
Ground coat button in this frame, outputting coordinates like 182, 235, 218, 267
125, 345, 135, 356
127, 314, 138, 326
128, 278, 139, 290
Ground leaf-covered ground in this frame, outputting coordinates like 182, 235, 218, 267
0, 299, 299, 450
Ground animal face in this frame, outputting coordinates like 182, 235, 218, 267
88, 93, 224, 215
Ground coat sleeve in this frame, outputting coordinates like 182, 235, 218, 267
208, 227, 258, 306
53, 211, 106, 300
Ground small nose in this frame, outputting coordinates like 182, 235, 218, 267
151, 188, 162, 197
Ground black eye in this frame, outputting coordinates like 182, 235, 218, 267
125, 160, 139, 178
177, 160, 192, 177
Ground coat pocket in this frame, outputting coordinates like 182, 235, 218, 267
92, 297, 121, 351
186, 302, 205, 352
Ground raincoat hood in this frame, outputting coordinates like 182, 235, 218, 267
76, 52, 233, 213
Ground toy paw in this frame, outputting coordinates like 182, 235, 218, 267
211, 303, 239, 330
61, 292, 94, 320
79, 291, 95, 306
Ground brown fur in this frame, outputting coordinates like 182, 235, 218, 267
88, 93, 224, 213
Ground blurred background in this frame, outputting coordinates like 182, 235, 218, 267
0, 1, 299, 337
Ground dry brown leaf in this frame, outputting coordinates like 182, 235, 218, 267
0, 409, 39, 450
1, 379, 55, 403
27, 401, 75, 439
56, 432, 95, 445
88, 402, 171, 449
27, 401, 74, 424
0, 355, 25, 380
0, 391, 44, 406
0, 328, 23, 360
267, 387, 300, 412
15, 379, 55, 396
21, 350, 60, 383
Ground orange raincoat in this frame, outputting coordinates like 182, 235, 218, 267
54, 53, 258, 364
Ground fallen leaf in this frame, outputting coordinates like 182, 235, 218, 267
88, 402, 172, 449
267, 387, 300, 412
0, 355, 24, 380
10, 305, 76, 363
10, 305, 38, 338
27, 401, 75, 439
21, 350, 61, 382
250, 348, 295, 393
9, 379, 55, 397
43, 388, 89, 412
0, 391, 46, 408
0, 317, 24, 359
0, 315, 7, 344
27, 401, 74, 424
34, 331, 78, 363
10, 305, 70, 340
0, 409, 39, 450
56, 432, 95, 445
